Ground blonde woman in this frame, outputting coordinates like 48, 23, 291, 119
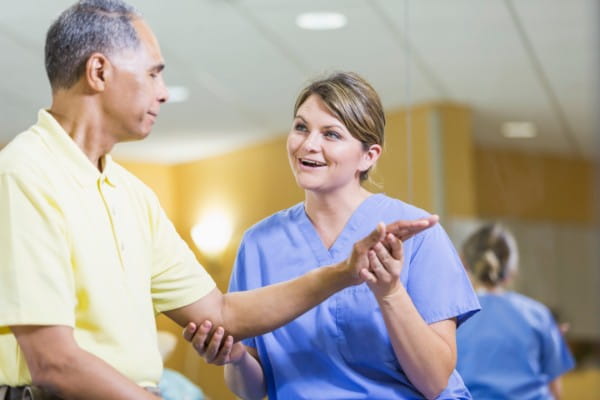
186, 72, 480, 399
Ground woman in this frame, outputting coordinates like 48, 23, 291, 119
456, 223, 575, 399
186, 72, 480, 399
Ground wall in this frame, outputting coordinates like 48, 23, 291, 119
474, 148, 597, 224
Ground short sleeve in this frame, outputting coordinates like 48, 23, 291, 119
406, 224, 480, 326
228, 236, 258, 349
148, 192, 215, 313
540, 311, 576, 380
0, 173, 75, 327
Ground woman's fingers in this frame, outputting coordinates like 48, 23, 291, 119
369, 248, 388, 278
183, 322, 197, 342
386, 233, 404, 260
191, 320, 213, 355
213, 335, 235, 364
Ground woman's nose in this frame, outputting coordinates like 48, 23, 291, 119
301, 131, 321, 151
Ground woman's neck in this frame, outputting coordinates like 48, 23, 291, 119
304, 185, 373, 249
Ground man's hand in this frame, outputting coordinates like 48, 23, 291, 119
386, 215, 439, 241
183, 320, 247, 366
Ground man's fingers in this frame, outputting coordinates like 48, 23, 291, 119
386, 215, 438, 240
362, 222, 386, 249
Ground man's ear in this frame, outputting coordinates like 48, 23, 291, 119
85, 52, 110, 92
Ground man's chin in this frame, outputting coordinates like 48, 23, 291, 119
119, 130, 152, 143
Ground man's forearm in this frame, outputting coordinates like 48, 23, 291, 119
31, 348, 158, 400
12, 325, 159, 400
222, 261, 352, 339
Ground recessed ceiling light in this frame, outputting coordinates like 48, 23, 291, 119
501, 121, 537, 139
296, 12, 347, 30
166, 86, 190, 103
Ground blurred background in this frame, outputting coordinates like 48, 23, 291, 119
1, 0, 598, 398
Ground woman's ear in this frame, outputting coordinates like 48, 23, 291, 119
85, 52, 110, 92
359, 143, 382, 172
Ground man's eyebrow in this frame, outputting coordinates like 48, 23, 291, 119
151, 63, 165, 73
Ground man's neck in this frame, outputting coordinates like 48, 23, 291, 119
49, 91, 117, 171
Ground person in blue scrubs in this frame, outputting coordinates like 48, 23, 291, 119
457, 224, 575, 400
185, 72, 480, 399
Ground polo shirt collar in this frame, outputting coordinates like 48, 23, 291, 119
35, 109, 118, 187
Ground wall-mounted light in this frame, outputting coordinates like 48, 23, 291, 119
191, 208, 233, 258
501, 121, 537, 139
296, 12, 347, 30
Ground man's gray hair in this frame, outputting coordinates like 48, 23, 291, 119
45, 0, 142, 91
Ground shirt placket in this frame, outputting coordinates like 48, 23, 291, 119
97, 177, 126, 269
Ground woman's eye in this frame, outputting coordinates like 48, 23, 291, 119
295, 123, 308, 132
324, 131, 341, 139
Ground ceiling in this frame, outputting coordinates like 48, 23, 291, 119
0, 0, 598, 163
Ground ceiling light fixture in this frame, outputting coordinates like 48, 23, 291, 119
296, 12, 347, 30
501, 121, 537, 139
166, 86, 190, 103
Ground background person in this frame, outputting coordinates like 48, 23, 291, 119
457, 223, 575, 399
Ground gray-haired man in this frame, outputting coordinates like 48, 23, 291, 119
0, 1, 436, 398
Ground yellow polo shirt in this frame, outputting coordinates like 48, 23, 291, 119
0, 110, 215, 386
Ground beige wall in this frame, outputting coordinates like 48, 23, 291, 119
474, 148, 597, 224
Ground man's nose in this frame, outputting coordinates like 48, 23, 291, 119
158, 77, 169, 104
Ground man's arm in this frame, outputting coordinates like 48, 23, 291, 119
11, 325, 159, 400
165, 217, 438, 341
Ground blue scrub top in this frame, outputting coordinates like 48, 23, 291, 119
456, 292, 575, 400
229, 194, 480, 399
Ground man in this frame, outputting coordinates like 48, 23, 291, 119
0, 1, 437, 399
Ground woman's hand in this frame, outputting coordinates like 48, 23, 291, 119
183, 320, 247, 365
346, 216, 436, 286
360, 233, 405, 299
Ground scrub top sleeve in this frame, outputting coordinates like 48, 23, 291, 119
406, 224, 480, 326
540, 312, 576, 380
0, 173, 76, 327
